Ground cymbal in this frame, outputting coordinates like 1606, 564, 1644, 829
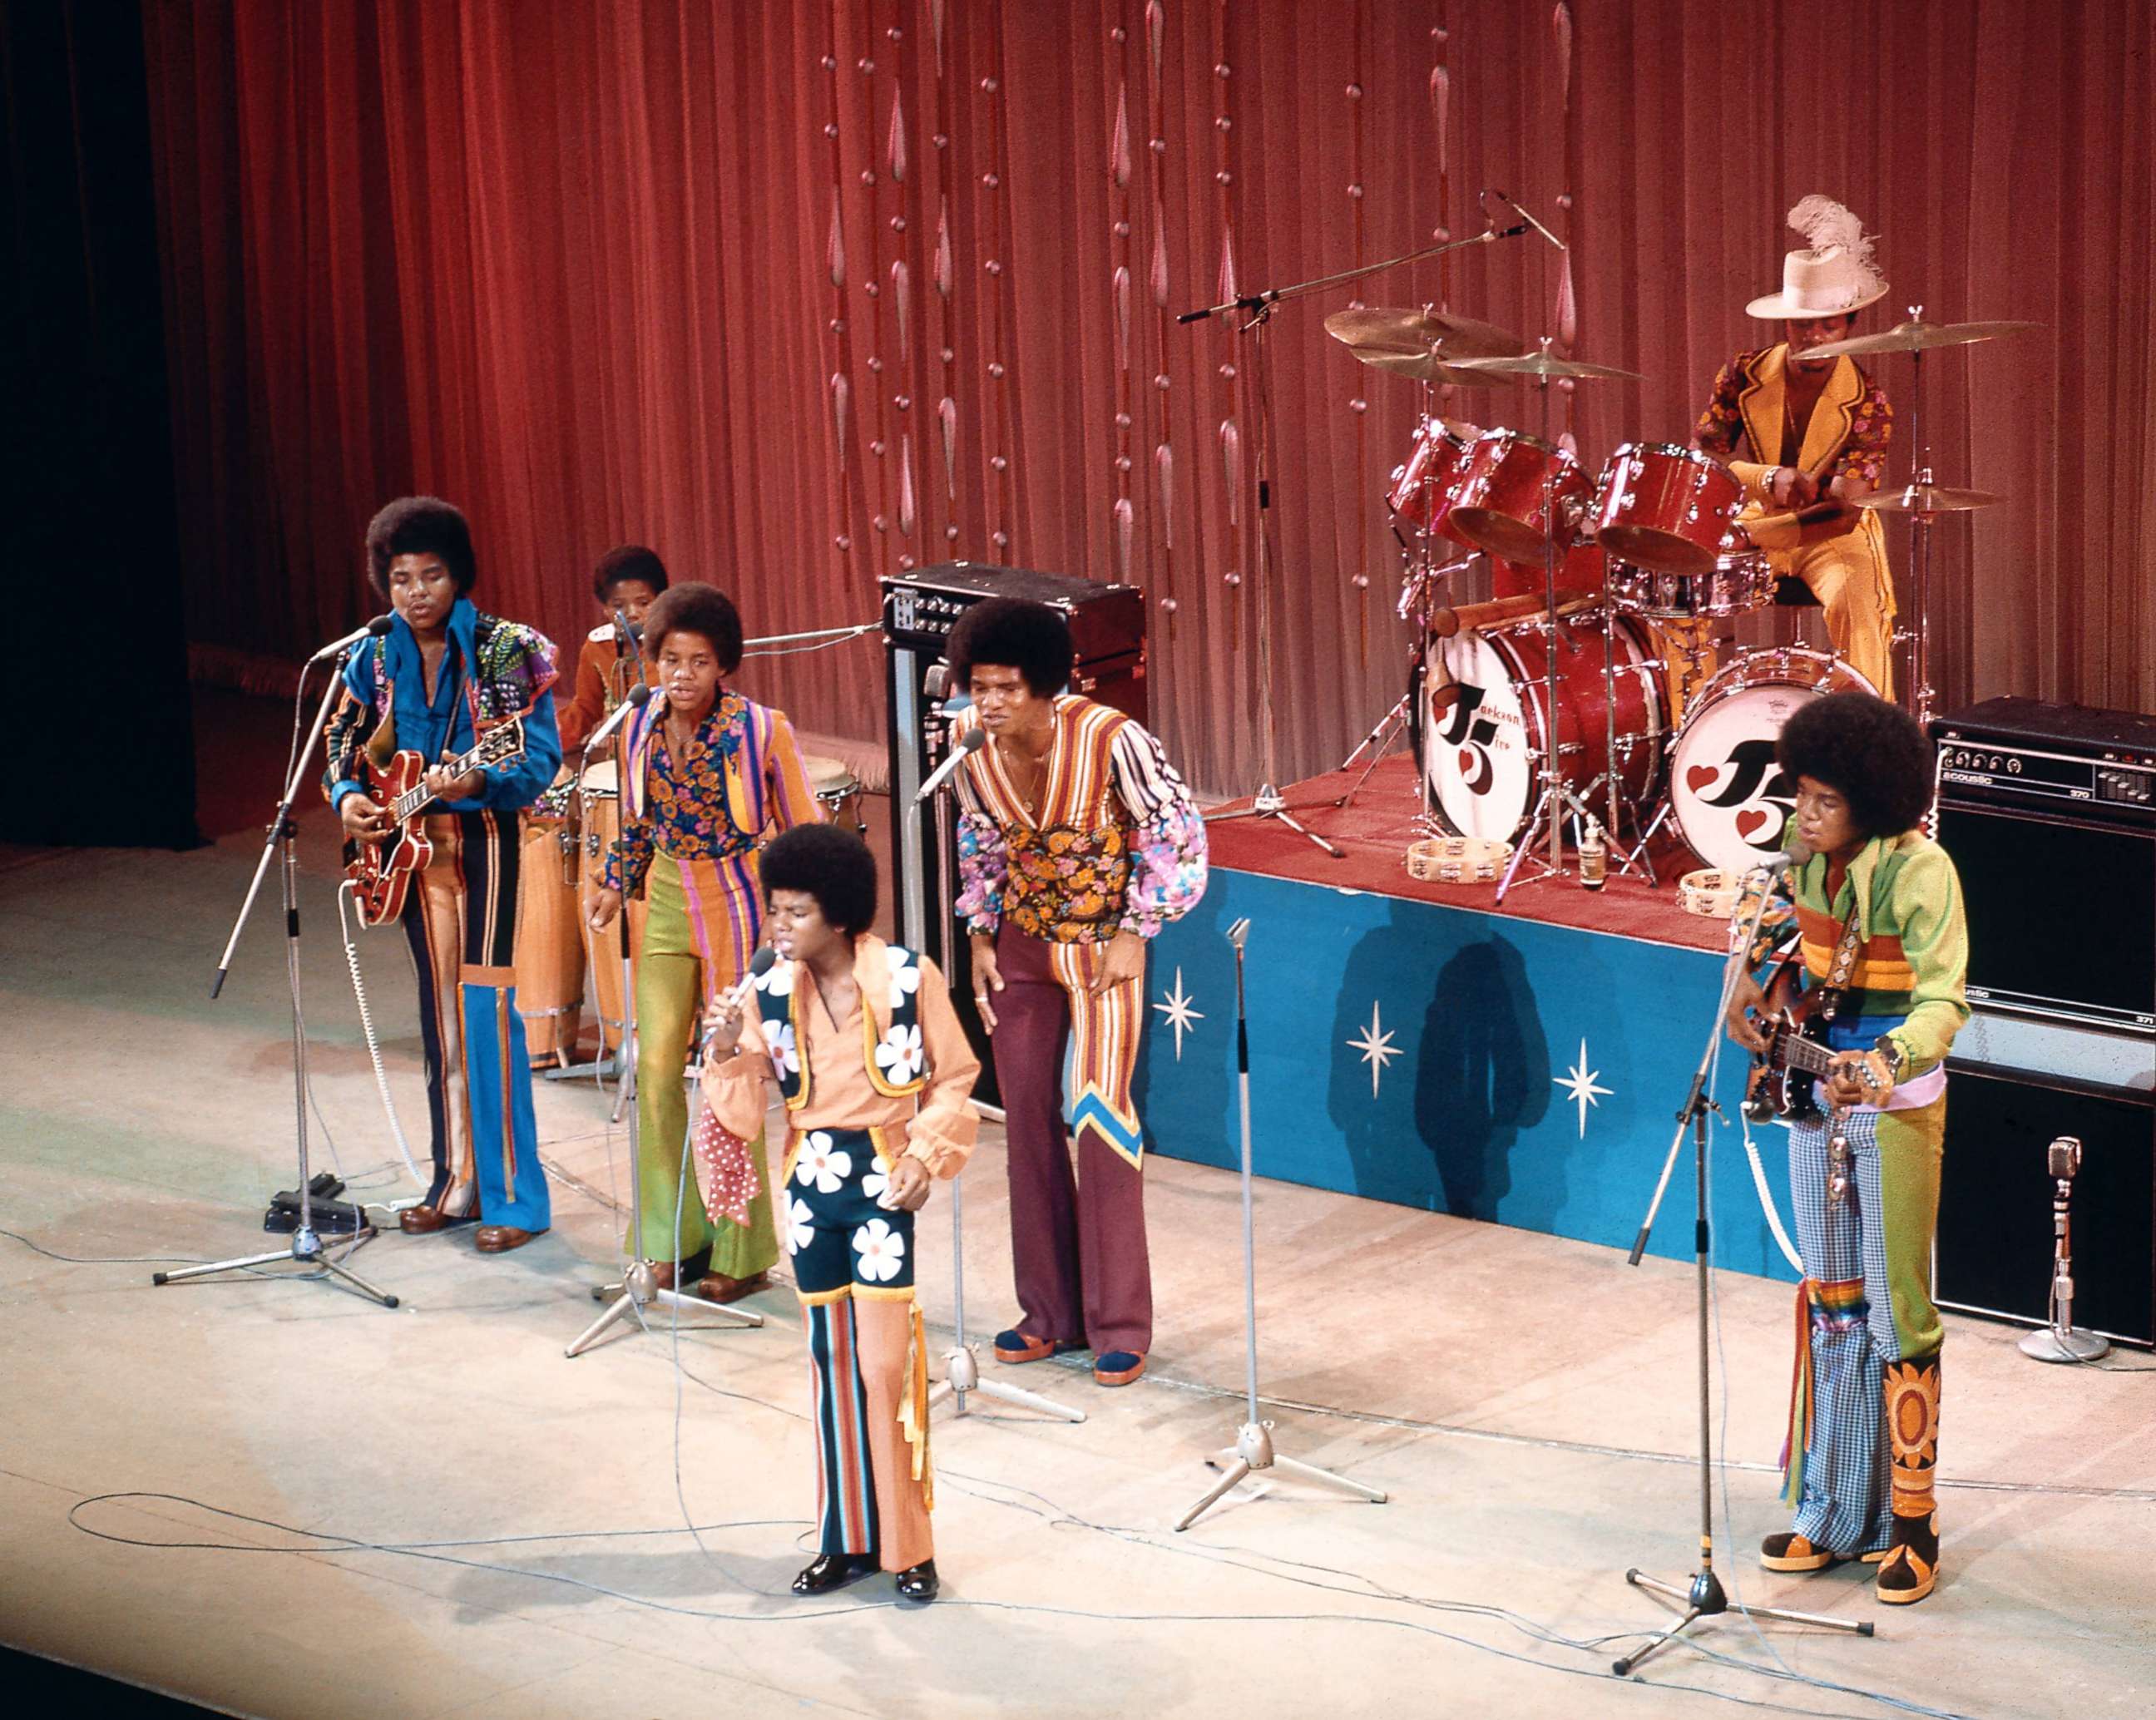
1856, 482, 2000, 514
1323, 306, 1527, 386
1807, 317, 2040, 359
1451, 348, 1644, 383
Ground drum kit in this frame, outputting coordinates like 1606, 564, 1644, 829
1328, 301, 2031, 902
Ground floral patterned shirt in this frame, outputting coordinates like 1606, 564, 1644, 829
952, 698, 1208, 942
601, 690, 818, 893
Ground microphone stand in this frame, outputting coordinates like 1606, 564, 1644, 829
1185, 224, 1528, 858
1610, 870, 1868, 1675
1174, 916, 1386, 1530
164, 651, 398, 1305
566, 704, 764, 1357
911, 709, 1084, 1425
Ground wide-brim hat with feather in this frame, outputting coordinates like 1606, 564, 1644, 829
1746, 195, 1890, 319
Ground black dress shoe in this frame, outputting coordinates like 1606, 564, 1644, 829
792, 1553, 876, 1596
894, 1559, 939, 1604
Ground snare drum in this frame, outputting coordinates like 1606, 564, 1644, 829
1667, 649, 1877, 870
1590, 442, 1743, 576
1387, 418, 1476, 546
1446, 428, 1591, 565
1606, 548, 1775, 620
1420, 607, 1667, 843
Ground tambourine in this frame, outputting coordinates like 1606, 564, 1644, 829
1406, 835, 1513, 885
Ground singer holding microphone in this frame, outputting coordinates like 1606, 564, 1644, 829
944, 598, 1208, 1388
1724, 691, 1968, 1605
324, 497, 561, 1252
588, 582, 821, 1302
700, 824, 978, 1603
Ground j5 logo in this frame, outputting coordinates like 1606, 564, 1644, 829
1439, 682, 1501, 796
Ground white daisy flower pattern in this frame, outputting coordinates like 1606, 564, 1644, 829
784, 1195, 814, 1256
874, 1022, 925, 1085
862, 1153, 893, 1204
755, 960, 795, 998
765, 1021, 799, 1082
852, 1218, 906, 1283
884, 946, 922, 1011
794, 1131, 853, 1194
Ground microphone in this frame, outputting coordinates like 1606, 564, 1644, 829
613, 607, 644, 650
702, 946, 781, 1060
1753, 848, 1802, 877
307, 615, 394, 662
1488, 189, 1565, 252
915, 726, 987, 803
581, 681, 651, 758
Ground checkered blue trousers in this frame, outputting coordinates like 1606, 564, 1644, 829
1788, 1108, 1898, 1555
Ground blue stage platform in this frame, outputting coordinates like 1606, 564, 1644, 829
1131, 761, 1801, 1283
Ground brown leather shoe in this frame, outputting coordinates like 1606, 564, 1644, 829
686, 1269, 769, 1304
398, 1204, 454, 1235
474, 1225, 546, 1253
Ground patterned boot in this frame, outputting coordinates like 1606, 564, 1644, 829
1877, 1352, 1941, 1604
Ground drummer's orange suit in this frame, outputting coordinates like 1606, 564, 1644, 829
1695, 344, 1897, 700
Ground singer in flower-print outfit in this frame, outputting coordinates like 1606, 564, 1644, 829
945, 598, 1207, 1388
701, 825, 978, 1604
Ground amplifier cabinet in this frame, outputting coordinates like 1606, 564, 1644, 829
881, 564, 1148, 1101
1936, 1060, 2154, 1347
1932, 699, 2156, 1035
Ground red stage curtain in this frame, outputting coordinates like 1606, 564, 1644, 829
146, 0, 2155, 797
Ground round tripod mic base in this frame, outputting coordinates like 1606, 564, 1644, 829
2020, 1325, 2111, 1364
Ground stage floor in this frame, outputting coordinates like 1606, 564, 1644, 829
2, 818, 2152, 1719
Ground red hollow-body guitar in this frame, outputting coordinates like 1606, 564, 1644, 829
344, 718, 526, 927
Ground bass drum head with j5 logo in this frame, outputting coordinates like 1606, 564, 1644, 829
1420, 611, 1665, 844
1669, 649, 1876, 869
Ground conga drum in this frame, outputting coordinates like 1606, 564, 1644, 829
516, 769, 586, 1069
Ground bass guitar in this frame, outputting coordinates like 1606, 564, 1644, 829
345, 717, 526, 927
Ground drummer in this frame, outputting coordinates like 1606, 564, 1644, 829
1694, 195, 1896, 699
515, 546, 666, 1070
562, 546, 670, 1060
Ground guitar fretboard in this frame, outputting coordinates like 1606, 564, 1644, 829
389, 722, 522, 821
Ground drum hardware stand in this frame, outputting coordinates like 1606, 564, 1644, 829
1184, 225, 1528, 858
180, 651, 398, 1306
1494, 368, 1583, 903
1591, 605, 1660, 886
1174, 917, 1387, 1531
2020, 1135, 2111, 1364
1612, 872, 1869, 1674
909, 714, 1086, 1426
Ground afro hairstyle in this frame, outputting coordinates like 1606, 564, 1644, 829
946, 596, 1074, 698
591, 544, 670, 605
640, 581, 744, 673
1775, 690, 1935, 840
760, 823, 878, 939
366, 497, 477, 596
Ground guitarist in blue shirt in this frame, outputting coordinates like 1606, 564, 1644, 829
325, 497, 561, 1253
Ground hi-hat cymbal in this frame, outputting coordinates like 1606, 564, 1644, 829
1856, 482, 2000, 514
1323, 306, 1527, 386
1451, 348, 1644, 383
1807, 317, 2040, 359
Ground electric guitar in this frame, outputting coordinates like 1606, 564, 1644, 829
1743, 954, 1897, 1125
345, 717, 526, 927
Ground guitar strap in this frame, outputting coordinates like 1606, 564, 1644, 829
1813, 892, 1867, 1025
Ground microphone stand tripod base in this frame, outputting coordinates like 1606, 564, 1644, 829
1205, 785, 1344, 859
1613, 1566, 1871, 1677
154, 1223, 398, 1307
565, 1254, 764, 1359
2019, 1325, 2110, 1363
1174, 1418, 1387, 1533
927, 1340, 1087, 1422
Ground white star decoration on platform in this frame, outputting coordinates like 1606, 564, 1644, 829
1554, 1039, 1613, 1139
1153, 967, 1204, 1061
1347, 1002, 1401, 1099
